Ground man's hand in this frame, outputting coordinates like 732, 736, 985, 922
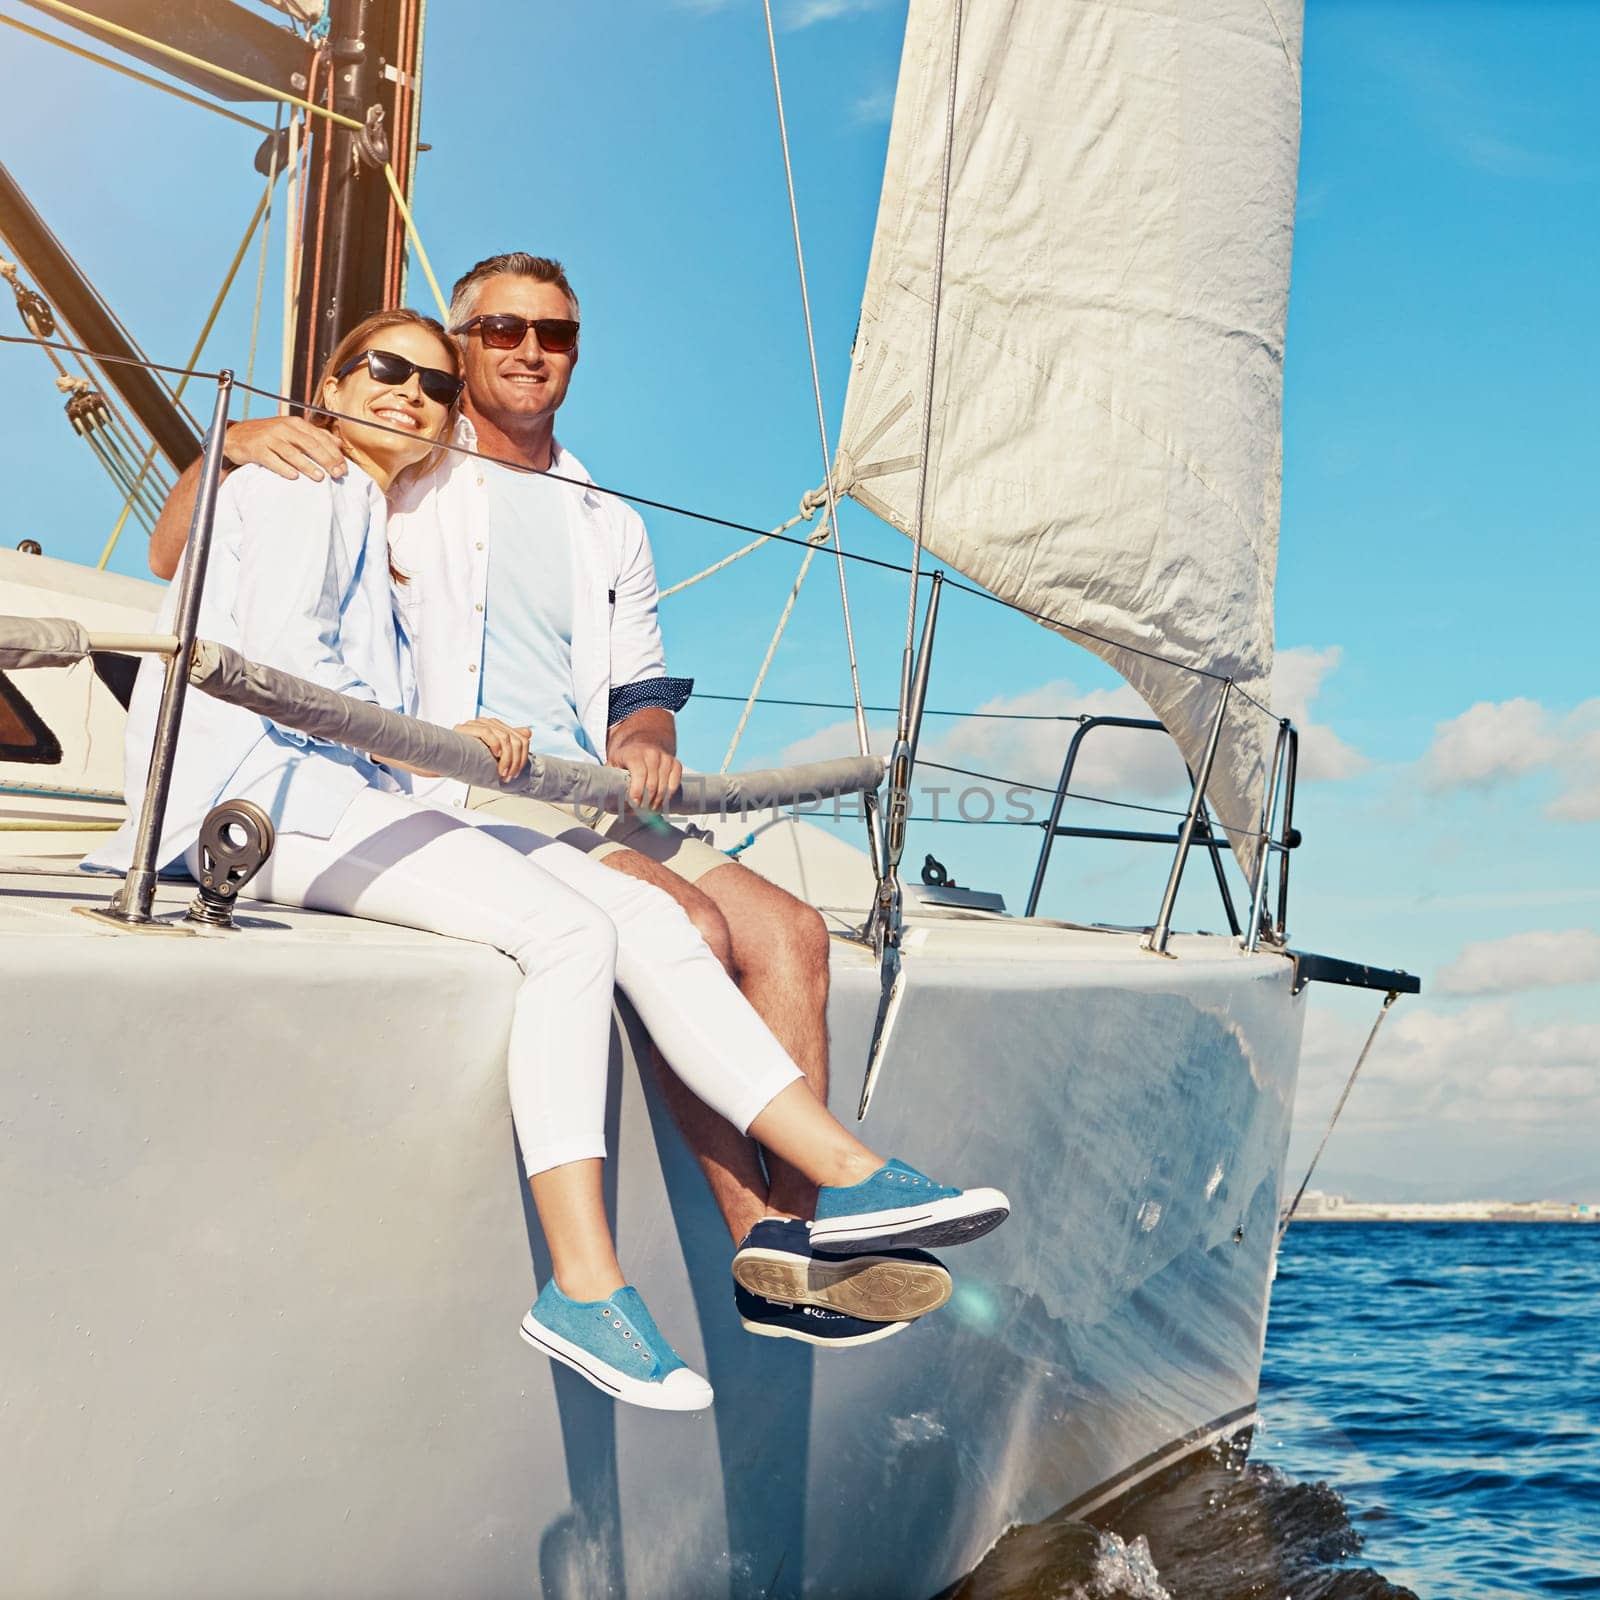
224, 416, 348, 483
609, 734, 683, 812
456, 718, 532, 783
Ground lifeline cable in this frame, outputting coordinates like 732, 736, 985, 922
0, 325, 1278, 718
1278, 991, 1403, 1241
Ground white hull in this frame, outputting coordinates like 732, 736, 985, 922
3, 856, 1304, 1598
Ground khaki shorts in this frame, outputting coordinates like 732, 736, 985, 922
465, 789, 733, 885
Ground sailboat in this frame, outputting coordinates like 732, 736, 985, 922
1, 1, 1418, 1596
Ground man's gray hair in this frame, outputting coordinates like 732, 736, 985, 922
447, 253, 580, 336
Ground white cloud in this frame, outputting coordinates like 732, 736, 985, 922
1297, 997, 1600, 1138
853, 86, 894, 125
1424, 697, 1559, 787
1436, 929, 1600, 996
785, 0, 891, 27
1423, 696, 1600, 820
778, 715, 895, 769
676, 0, 889, 26
1269, 646, 1368, 782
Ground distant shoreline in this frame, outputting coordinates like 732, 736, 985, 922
1295, 1213, 1598, 1224
1290, 1195, 1597, 1224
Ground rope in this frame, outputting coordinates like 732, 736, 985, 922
1278, 991, 1402, 1241
692, 692, 1086, 722
660, 486, 828, 599
0, 12, 275, 133
0, 818, 119, 831
25, 0, 368, 133
96, 180, 274, 569
380, 162, 448, 321
242, 105, 284, 420
904, 0, 964, 676
759, 0, 869, 760
302, 57, 335, 403
282, 84, 310, 411
21, 0, 448, 332
719, 542, 823, 773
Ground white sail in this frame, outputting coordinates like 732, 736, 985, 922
836, 0, 1303, 873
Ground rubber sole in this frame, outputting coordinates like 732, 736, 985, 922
731, 1248, 952, 1322
519, 1314, 713, 1412
809, 1188, 1012, 1255
739, 1315, 910, 1349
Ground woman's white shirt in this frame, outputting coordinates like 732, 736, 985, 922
85, 464, 408, 876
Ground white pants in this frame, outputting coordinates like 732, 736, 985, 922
237, 786, 803, 1176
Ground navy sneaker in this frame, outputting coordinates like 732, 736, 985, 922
735, 1284, 911, 1348
809, 1159, 1010, 1255
731, 1217, 952, 1322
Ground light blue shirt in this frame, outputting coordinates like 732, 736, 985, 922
85, 464, 407, 877
478, 461, 599, 765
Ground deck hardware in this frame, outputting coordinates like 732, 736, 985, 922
186, 800, 275, 928
860, 573, 943, 1119
79, 373, 232, 932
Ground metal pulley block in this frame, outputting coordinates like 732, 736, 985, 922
357, 104, 390, 168
186, 800, 276, 929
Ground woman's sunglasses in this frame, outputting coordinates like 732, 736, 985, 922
335, 347, 465, 407
451, 313, 580, 354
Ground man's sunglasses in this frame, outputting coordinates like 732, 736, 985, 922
451, 313, 580, 354
335, 347, 465, 407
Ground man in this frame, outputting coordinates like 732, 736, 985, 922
149, 252, 949, 1346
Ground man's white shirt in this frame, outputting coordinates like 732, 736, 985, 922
387, 416, 688, 806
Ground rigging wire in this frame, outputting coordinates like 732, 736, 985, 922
1278, 992, 1403, 1241
21, 0, 451, 332
242, 104, 284, 420
902, 0, 965, 689
300, 51, 335, 404
0, 11, 276, 134
719, 542, 823, 773
691, 691, 1086, 723
26, 0, 368, 134
658, 486, 827, 599
0, 325, 1279, 725
97, 178, 276, 568
758, 0, 869, 760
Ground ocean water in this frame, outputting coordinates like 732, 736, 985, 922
954, 1223, 1600, 1599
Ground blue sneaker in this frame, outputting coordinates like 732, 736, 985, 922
731, 1217, 952, 1322
809, 1159, 1010, 1255
519, 1282, 713, 1412
734, 1284, 911, 1349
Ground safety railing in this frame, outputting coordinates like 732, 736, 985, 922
1022, 711, 1301, 949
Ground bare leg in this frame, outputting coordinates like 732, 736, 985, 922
599, 849, 776, 1242
696, 862, 832, 1221
529, 1159, 626, 1301
746, 1080, 881, 1190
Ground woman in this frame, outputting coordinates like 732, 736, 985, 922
92, 309, 1009, 1411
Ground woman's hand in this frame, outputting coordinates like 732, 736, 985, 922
457, 717, 531, 783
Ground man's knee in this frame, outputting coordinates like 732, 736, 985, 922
724, 878, 830, 983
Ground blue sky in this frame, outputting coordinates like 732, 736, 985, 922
1, 0, 1595, 1196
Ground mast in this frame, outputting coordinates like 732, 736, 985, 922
289, 0, 422, 403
